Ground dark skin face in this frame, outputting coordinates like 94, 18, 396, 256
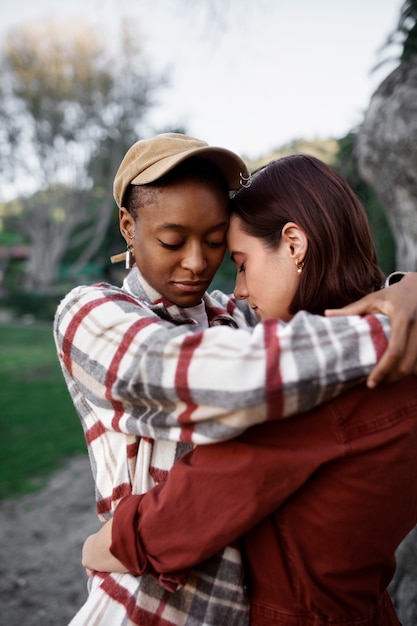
119, 178, 230, 308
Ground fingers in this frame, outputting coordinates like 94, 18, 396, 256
324, 305, 362, 318
366, 311, 405, 387
367, 351, 402, 388
325, 292, 396, 388
367, 347, 417, 388
367, 307, 417, 387
326, 273, 417, 386
325, 292, 386, 319
388, 317, 417, 380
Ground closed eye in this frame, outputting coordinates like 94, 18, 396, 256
158, 239, 183, 250
206, 240, 225, 249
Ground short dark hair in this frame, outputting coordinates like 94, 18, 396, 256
230, 154, 385, 315
125, 157, 229, 219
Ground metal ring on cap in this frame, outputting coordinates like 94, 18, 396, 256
240, 172, 252, 188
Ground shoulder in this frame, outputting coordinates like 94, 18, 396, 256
328, 376, 417, 444
56, 282, 130, 316
54, 282, 159, 337
57, 282, 151, 311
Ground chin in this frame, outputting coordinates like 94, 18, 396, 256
171, 294, 204, 308
183, 298, 204, 308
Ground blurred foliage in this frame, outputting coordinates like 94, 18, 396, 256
245, 137, 340, 171
0, 227, 23, 246
335, 133, 396, 276
210, 255, 236, 295
0, 290, 62, 322
386, 0, 417, 63
0, 18, 164, 291
0, 324, 85, 500
400, 0, 417, 60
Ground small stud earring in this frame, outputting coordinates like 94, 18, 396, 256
296, 259, 304, 276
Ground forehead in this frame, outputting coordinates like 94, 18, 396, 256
139, 179, 229, 228
227, 215, 262, 256
228, 214, 247, 240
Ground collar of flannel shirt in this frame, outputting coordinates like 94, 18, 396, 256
123, 267, 239, 329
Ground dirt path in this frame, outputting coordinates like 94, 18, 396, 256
0, 456, 97, 626
0, 455, 416, 626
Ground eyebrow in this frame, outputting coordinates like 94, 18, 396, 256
157, 221, 229, 232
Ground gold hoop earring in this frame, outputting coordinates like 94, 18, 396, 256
296, 259, 304, 276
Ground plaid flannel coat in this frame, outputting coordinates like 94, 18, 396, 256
53, 268, 391, 626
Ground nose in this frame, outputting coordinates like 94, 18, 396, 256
233, 271, 249, 300
181, 243, 207, 274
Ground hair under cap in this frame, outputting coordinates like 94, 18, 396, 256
113, 132, 249, 208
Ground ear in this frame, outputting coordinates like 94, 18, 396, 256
281, 222, 308, 262
119, 207, 135, 244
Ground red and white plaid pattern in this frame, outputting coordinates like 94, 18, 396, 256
53, 268, 390, 625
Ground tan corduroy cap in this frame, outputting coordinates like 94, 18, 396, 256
113, 132, 249, 208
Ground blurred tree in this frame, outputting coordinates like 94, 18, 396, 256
355, 0, 417, 272
0, 19, 162, 291
335, 133, 396, 276
382, 0, 417, 64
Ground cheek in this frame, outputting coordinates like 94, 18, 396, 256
250, 264, 271, 292
272, 273, 298, 318
135, 243, 172, 277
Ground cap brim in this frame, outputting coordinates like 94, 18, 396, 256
131, 146, 248, 190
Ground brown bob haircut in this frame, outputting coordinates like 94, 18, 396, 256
230, 154, 385, 315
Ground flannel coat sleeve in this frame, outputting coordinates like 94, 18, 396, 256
53, 282, 390, 445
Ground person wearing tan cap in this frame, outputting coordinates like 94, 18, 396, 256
54, 133, 417, 625
83, 154, 417, 626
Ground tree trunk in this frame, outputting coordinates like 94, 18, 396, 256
356, 60, 417, 271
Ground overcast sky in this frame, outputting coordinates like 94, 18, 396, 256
0, 0, 404, 159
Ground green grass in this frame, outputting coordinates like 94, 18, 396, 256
0, 322, 87, 501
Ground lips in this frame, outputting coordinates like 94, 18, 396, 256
172, 280, 210, 293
